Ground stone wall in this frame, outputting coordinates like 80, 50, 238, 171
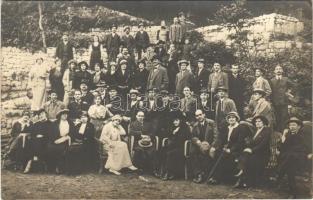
196, 13, 304, 44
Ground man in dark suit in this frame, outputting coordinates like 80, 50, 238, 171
197, 89, 215, 120
135, 23, 150, 60
80, 81, 94, 108
270, 65, 293, 132
121, 26, 135, 58
104, 25, 121, 62
208, 62, 229, 94
55, 33, 75, 74
68, 90, 89, 121
146, 58, 169, 92
228, 64, 246, 119
191, 109, 218, 183
180, 86, 197, 123
175, 59, 195, 96
132, 59, 149, 94
194, 59, 210, 94
215, 87, 237, 132
125, 89, 141, 121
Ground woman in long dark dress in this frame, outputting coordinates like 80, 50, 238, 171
159, 111, 191, 180
89, 35, 103, 70
49, 59, 64, 100
46, 109, 75, 173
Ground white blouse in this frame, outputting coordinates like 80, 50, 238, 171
59, 120, 70, 137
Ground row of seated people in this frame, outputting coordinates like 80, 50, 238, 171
3, 104, 312, 198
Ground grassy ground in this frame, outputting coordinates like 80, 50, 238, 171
1, 169, 312, 199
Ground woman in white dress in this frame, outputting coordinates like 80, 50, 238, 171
62, 60, 77, 106
88, 95, 113, 138
100, 115, 137, 175
28, 58, 49, 111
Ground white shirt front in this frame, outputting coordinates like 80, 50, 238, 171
227, 122, 239, 141
59, 120, 70, 137
79, 123, 87, 135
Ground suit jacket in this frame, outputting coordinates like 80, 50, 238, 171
253, 77, 272, 97
208, 71, 229, 92
81, 91, 94, 107
270, 77, 291, 106
74, 122, 95, 144
121, 34, 135, 52
215, 97, 237, 129
169, 24, 183, 43
104, 34, 121, 51
146, 66, 169, 91
175, 70, 195, 95
68, 100, 89, 120
135, 31, 150, 50
180, 96, 197, 121
55, 41, 74, 61
114, 69, 132, 93
192, 118, 218, 147
228, 73, 246, 107
10, 120, 33, 138
194, 68, 210, 93
75, 71, 92, 88
92, 71, 107, 89
197, 100, 215, 120
132, 69, 149, 93
129, 120, 155, 138
125, 100, 141, 121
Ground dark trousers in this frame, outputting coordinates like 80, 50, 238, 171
133, 146, 157, 173
190, 148, 213, 178
273, 104, 289, 132
212, 152, 237, 183
159, 146, 185, 176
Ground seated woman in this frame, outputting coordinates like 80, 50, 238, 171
100, 115, 137, 175
4, 110, 33, 170
159, 111, 191, 180
72, 111, 96, 172
46, 109, 75, 173
235, 115, 271, 188
88, 95, 113, 138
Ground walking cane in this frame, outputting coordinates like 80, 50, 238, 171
207, 150, 224, 181
210, 90, 214, 111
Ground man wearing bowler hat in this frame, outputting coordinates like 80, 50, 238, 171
175, 59, 195, 96
146, 57, 169, 92
194, 58, 210, 94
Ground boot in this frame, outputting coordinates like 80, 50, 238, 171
23, 160, 32, 174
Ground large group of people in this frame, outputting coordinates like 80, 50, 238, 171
3, 13, 312, 199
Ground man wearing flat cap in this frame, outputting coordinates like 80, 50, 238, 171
146, 58, 169, 92
55, 32, 76, 74
194, 58, 210, 94
276, 117, 312, 198
175, 59, 195, 96
135, 22, 150, 60
104, 24, 121, 62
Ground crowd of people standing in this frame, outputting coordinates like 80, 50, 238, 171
3, 12, 312, 199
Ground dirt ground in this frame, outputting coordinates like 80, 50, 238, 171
1, 169, 312, 199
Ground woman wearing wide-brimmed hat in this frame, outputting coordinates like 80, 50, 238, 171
100, 115, 137, 175
158, 111, 191, 180
46, 109, 75, 173
234, 115, 271, 188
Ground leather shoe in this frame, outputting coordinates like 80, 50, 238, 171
207, 178, 218, 185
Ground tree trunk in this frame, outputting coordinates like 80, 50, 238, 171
38, 2, 47, 52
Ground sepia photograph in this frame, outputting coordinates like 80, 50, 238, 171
1, 0, 312, 199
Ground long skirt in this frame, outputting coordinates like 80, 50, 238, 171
90, 119, 104, 138
104, 141, 133, 171
31, 84, 46, 111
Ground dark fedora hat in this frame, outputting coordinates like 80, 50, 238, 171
68, 59, 77, 66
160, 89, 169, 96
254, 67, 265, 73
137, 58, 146, 66
170, 110, 186, 121
200, 88, 209, 94
216, 86, 228, 92
252, 115, 269, 126
287, 117, 303, 126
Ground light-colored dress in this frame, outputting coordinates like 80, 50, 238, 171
88, 104, 113, 138
62, 68, 73, 106
28, 64, 49, 110
100, 122, 133, 171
